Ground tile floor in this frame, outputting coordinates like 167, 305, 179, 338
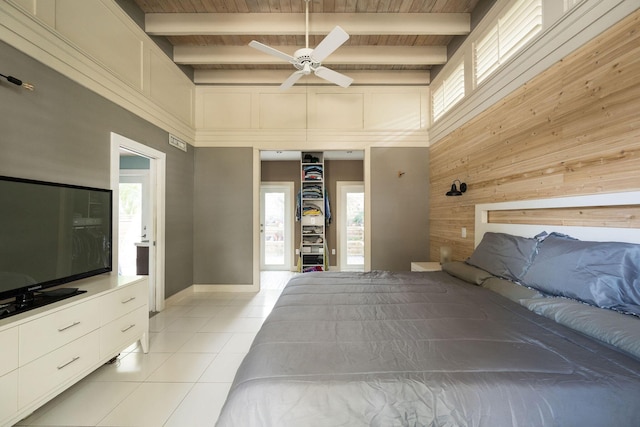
15, 271, 297, 427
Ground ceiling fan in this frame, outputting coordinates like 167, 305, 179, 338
248, 0, 354, 90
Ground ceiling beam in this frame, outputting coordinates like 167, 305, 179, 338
175, 45, 447, 65
146, 13, 470, 36
194, 70, 430, 86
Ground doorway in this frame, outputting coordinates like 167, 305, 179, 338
337, 182, 365, 271
110, 133, 166, 312
118, 165, 150, 275
260, 183, 294, 271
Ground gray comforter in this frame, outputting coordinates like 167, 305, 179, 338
216, 271, 640, 426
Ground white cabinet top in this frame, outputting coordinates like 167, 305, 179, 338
0, 274, 146, 331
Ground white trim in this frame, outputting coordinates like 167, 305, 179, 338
110, 132, 167, 312
475, 191, 640, 247
164, 284, 195, 305
252, 148, 261, 291
195, 129, 430, 148
193, 284, 258, 293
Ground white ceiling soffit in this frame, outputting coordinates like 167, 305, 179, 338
261, 150, 364, 161
145, 13, 470, 36
175, 45, 447, 65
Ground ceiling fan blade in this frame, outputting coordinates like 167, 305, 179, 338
311, 26, 350, 63
280, 71, 305, 91
249, 40, 296, 64
314, 66, 354, 88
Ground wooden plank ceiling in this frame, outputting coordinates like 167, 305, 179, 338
132, 0, 484, 85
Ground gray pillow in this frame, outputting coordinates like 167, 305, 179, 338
442, 261, 494, 285
482, 277, 543, 302
522, 297, 640, 360
522, 234, 640, 316
466, 232, 539, 282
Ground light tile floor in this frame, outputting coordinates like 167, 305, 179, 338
15, 271, 296, 427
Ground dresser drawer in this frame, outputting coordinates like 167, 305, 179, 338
0, 327, 18, 376
0, 370, 18, 426
19, 331, 100, 408
100, 305, 148, 358
100, 280, 147, 325
19, 298, 101, 365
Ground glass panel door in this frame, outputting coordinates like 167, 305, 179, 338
260, 183, 293, 271
338, 182, 365, 271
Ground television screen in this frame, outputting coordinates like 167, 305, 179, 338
0, 176, 112, 303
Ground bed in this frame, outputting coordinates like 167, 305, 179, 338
216, 192, 640, 426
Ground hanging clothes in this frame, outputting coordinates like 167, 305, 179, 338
324, 188, 332, 225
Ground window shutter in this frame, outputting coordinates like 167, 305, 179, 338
432, 61, 464, 122
474, 0, 542, 86
444, 62, 465, 110
432, 83, 445, 121
475, 26, 499, 85
500, 0, 542, 62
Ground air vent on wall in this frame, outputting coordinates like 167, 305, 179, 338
168, 134, 187, 152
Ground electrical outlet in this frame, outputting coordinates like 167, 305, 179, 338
295, 248, 300, 255
332, 249, 336, 255
461, 227, 467, 238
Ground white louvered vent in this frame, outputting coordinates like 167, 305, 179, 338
168, 134, 187, 152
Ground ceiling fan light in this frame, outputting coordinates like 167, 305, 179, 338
247, 2, 351, 89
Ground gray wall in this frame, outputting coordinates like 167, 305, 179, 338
371, 147, 429, 271
194, 147, 253, 285
0, 40, 194, 298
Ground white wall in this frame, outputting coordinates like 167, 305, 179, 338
195, 85, 429, 150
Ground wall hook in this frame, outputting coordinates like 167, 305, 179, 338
398, 171, 405, 178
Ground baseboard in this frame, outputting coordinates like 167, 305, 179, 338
193, 283, 260, 293
164, 285, 194, 306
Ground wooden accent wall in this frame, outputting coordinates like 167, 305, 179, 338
429, 10, 640, 261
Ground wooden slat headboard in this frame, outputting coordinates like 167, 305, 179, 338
475, 192, 640, 247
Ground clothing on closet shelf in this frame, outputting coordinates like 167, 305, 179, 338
303, 153, 320, 163
302, 203, 323, 216
301, 184, 322, 199
295, 189, 332, 225
302, 165, 323, 181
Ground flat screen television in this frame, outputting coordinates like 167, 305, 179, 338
0, 175, 112, 318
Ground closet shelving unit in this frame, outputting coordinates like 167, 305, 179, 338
300, 152, 325, 272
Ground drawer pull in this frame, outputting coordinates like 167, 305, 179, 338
121, 296, 136, 304
121, 324, 136, 333
57, 356, 80, 370
58, 321, 81, 332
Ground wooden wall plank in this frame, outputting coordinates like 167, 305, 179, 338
489, 206, 640, 228
428, 10, 640, 262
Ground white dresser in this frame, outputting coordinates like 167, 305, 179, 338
0, 274, 148, 427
